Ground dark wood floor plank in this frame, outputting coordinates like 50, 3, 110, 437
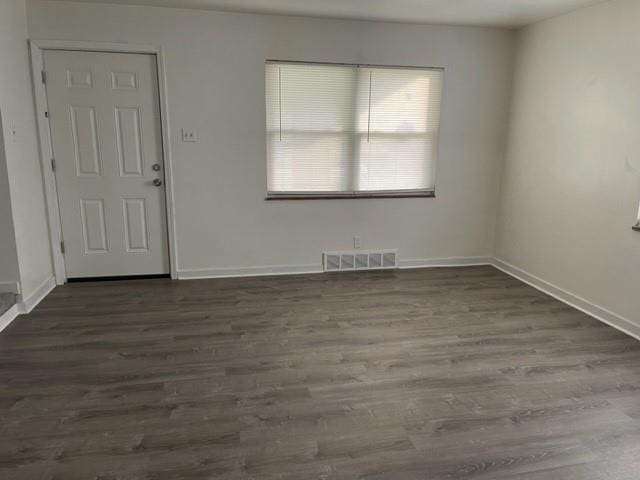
0, 266, 639, 479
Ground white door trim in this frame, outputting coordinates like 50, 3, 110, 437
29, 40, 179, 282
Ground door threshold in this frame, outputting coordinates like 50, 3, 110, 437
67, 274, 171, 283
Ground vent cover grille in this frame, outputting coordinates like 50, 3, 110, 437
323, 250, 398, 272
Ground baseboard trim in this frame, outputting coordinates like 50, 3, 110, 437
19, 276, 56, 314
492, 258, 640, 341
0, 276, 56, 334
0, 303, 21, 333
0, 281, 20, 294
399, 256, 493, 269
177, 264, 323, 280
178, 256, 493, 280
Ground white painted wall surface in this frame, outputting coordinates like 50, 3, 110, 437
0, 0, 54, 298
496, 0, 640, 322
27, 1, 514, 275
0, 110, 20, 291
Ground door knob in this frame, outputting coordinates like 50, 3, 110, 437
153, 178, 163, 187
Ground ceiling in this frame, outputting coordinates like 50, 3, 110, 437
45, 0, 607, 28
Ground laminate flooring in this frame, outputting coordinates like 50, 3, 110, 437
0, 266, 639, 479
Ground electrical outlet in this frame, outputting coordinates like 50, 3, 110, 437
353, 236, 362, 249
181, 128, 197, 142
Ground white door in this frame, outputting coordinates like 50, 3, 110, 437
44, 50, 169, 278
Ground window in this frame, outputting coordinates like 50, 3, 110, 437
265, 61, 443, 198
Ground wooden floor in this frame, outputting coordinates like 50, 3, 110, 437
0, 266, 639, 479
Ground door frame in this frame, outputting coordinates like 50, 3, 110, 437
29, 40, 178, 283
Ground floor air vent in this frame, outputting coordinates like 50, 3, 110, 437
323, 250, 398, 272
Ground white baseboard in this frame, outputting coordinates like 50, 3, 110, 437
19, 276, 56, 314
0, 303, 21, 333
492, 258, 640, 341
0, 276, 57, 333
399, 256, 493, 269
177, 264, 323, 280
178, 256, 495, 280
0, 281, 20, 294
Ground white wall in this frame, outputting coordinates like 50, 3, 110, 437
0, 110, 20, 292
0, 0, 54, 298
27, 1, 514, 275
496, 0, 640, 323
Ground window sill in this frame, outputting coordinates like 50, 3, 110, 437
265, 191, 436, 200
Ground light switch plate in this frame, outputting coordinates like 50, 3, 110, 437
181, 128, 197, 142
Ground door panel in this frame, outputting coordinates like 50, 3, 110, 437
45, 50, 169, 278
69, 105, 101, 176
122, 198, 149, 252
79, 199, 108, 253
115, 107, 144, 176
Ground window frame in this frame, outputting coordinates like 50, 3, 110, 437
264, 60, 444, 200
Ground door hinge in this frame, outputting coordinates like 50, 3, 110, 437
44, 111, 49, 118
41, 70, 47, 84
60, 241, 65, 254
51, 158, 56, 172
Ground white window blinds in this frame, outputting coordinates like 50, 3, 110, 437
265, 61, 443, 197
